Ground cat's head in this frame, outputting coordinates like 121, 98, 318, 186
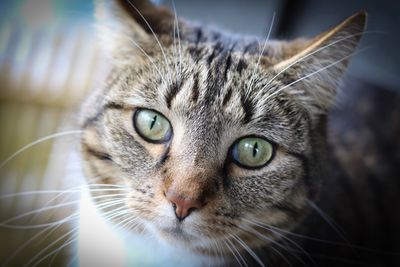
80, 0, 366, 258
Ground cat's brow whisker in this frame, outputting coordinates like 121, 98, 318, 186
126, 0, 173, 79
0, 130, 82, 170
262, 31, 370, 92
127, 39, 169, 85
171, 3, 178, 81
263, 46, 371, 102
172, 0, 183, 78
248, 12, 276, 91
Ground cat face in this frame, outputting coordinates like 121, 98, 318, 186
80, 0, 365, 258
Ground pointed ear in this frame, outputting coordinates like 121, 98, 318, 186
272, 12, 367, 116
95, 0, 175, 56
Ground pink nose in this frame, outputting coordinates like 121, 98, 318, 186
165, 190, 204, 221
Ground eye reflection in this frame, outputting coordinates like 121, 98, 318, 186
133, 109, 172, 143
232, 137, 273, 168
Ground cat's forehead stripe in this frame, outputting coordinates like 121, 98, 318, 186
165, 80, 185, 109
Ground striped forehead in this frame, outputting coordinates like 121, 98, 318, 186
160, 43, 274, 124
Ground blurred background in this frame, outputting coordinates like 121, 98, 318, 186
0, 0, 399, 266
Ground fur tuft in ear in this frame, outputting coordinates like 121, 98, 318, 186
271, 12, 367, 116
95, 0, 176, 58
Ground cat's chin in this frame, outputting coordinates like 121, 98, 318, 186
155, 224, 198, 245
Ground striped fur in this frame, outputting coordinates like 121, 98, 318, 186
78, 0, 400, 266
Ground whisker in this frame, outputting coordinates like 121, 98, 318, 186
226, 237, 248, 267
231, 233, 265, 267
222, 238, 244, 267
270, 245, 296, 267
0, 194, 126, 228
306, 199, 355, 251
0, 130, 82, 170
22, 226, 79, 267
241, 221, 311, 267
0, 185, 127, 200
127, 38, 169, 85
32, 233, 79, 267
171, 0, 178, 82
171, 0, 182, 78
67, 254, 79, 267
263, 46, 371, 102
1, 212, 77, 267
126, 0, 173, 79
248, 12, 276, 91
262, 31, 372, 91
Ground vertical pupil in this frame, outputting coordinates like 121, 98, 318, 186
252, 141, 258, 157
150, 115, 157, 130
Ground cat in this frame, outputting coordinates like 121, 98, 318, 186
77, 0, 400, 266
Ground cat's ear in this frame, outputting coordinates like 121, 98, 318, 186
95, 0, 175, 56
272, 12, 367, 116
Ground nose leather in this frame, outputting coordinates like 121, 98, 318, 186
165, 190, 204, 221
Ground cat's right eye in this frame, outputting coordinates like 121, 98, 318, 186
133, 109, 172, 143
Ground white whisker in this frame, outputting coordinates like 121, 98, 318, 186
172, 0, 182, 78
263, 46, 371, 102
23, 226, 79, 267
126, 0, 173, 80
248, 12, 276, 91
0, 130, 82, 170
231, 233, 265, 267
127, 39, 169, 85
0, 185, 126, 200
222, 238, 244, 267
226, 237, 248, 267
262, 31, 368, 91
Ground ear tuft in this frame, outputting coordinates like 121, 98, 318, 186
115, 0, 175, 35
94, 0, 176, 57
271, 11, 367, 117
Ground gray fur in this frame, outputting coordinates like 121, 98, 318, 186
80, 0, 368, 265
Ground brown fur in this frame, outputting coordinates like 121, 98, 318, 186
79, 0, 399, 266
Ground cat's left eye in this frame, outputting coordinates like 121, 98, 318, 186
231, 137, 274, 169
133, 109, 172, 143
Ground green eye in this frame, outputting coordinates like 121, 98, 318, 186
133, 109, 172, 143
232, 137, 274, 168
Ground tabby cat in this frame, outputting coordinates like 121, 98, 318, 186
78, 0, 400, 266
